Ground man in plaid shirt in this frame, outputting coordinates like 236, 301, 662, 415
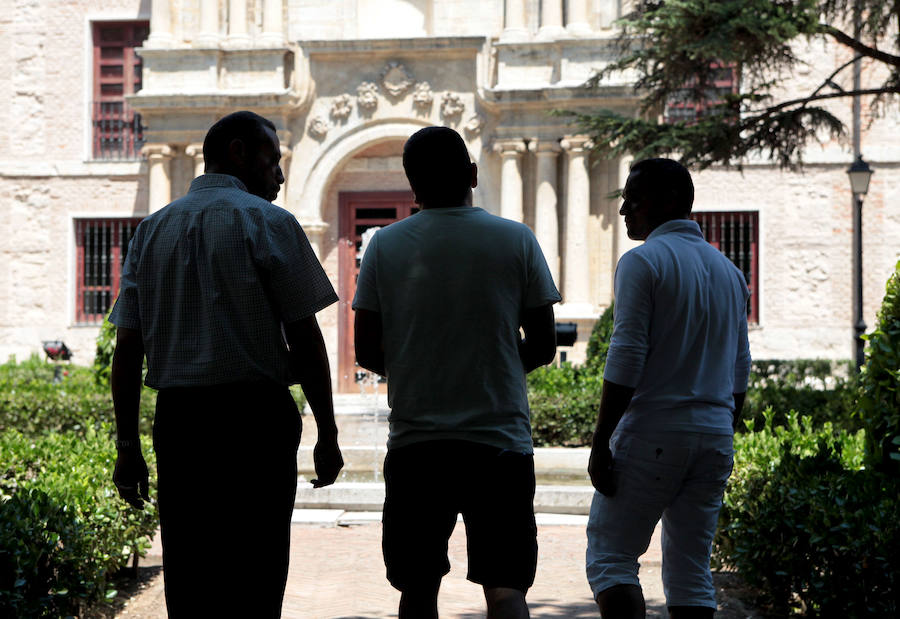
109, 111, 343, 617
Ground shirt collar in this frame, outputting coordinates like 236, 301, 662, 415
189, 173, 249, 193
646, 218, 703, 241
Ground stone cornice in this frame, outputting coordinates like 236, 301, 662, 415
302, 36, 486, 59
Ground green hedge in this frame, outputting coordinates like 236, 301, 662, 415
0, 427, 157, 617
858, 258, 900, 473
0, 355, 156, 437
714, 410, 898, 616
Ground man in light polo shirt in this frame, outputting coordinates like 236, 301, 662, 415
353, 126, 560, 619
109, 111, 344, 617
586, 158, 751, 619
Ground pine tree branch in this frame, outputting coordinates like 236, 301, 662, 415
821, 23, 900, 66
751, 87, 898, 117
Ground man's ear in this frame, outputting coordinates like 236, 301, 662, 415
470, 162, 478, 189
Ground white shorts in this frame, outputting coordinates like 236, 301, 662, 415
585, 430, 734, 608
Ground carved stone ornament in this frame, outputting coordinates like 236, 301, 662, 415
440, 92, 465, 119
464, 114, 485, 136
330, 94, 352, 120
380, 62, 415, 97
356, 82, 379, 111
307, 116, 329, 139
412, 82, 434, 108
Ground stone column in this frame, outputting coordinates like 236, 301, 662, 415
226, 0, 251, 46
260, 0, 284, 45
147, 0, 173, 47
530, 139, 561, 285
566, 0, 592, 36
597, 0, 619, 29
143, 144, 173, 214
195, 0, 220, 46
561, 136, 592, 306
538, 0, 565, 39
185, 144, 205, 179
302, 221, 330, 260
501, 0, 529, 41
615, 155, 640, 261
493, 140, 526, 222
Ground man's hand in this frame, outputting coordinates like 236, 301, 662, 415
113, 448, 150, 509
588, 436, 616, 497
311, 439, 344, 488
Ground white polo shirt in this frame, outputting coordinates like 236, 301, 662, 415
604, 219, 752, 435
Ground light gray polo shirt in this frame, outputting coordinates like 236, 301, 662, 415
352, 206, 561, 453
109, 174, 338, 389
604, 219, 752, 435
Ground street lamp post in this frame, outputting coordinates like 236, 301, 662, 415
847, 154, 874, 372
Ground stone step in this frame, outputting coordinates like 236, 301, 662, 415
294, 482, 594, 515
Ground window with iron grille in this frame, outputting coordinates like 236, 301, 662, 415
665, 64, 737, 124
75, 218, 143, 324
92, 21, 149, 160
690, 211, 759, 324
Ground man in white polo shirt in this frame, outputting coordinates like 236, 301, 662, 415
586, 158, 751, 619
353, 126, 560, 619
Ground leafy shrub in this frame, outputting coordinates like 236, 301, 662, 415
0, 356, 155, 438
584, 303, 614, 376
92, 310, 118, 387
714, 410, 898, 616
858, 259, 900, 473
0, 427, 157, 617
529, 363, 602, 446
743, 359, 858, 433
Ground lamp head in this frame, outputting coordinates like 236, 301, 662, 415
847, 154, 874, 196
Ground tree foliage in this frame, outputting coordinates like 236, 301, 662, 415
567, 0, 900, 169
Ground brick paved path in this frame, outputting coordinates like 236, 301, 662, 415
119, 519, 677, 618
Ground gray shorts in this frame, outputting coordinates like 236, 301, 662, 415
586, 430, 734, 608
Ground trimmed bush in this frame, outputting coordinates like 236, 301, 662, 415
0, 427, 157, 617
858, 259, 900, 473
714, 410, 898, 616
0, 355, 155, 438
584, 303, 614, 376
529, 363, 602, 446
743, 359, 857, 433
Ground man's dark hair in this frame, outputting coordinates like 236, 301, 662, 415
402, 126, 472, 207
630, 158, 694, 215
203, 111, 277, 167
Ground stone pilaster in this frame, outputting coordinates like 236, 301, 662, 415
529, 139, 561, 285
561, 136, 592, 307
226, 0, 251, 46
185, 144, 205, 179
493, 139, 526, 223
143, 144, 173, 214
501, 0, 529, 41
146, 0, 173, 48
566, 0, 592, 36
260, 0, 285, 46
537, 0, 565, 40
302, 221, 329, 260
597, 0, 619, 29
195, 0, 220, 46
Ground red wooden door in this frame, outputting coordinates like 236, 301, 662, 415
337, 191, 418, 392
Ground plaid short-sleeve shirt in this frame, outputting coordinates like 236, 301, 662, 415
109, 174, 338, 389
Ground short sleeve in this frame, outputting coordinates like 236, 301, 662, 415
352, 232, 380, 312
603, 251, 655, 388
263, 214, 338, 324
524, 230, 562, 308
108, 233, 142, 330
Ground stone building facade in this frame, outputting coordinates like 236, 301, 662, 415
1, 0, 898, 391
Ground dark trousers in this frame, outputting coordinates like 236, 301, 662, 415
153, 382, 301, 618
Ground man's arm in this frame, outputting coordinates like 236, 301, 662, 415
111, 326, 150, 509
588, 379, 636, 496
732, 391, 747, 431
519, 304, 557, 373
284, 316, 343, 488
354, 308, 386, 377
